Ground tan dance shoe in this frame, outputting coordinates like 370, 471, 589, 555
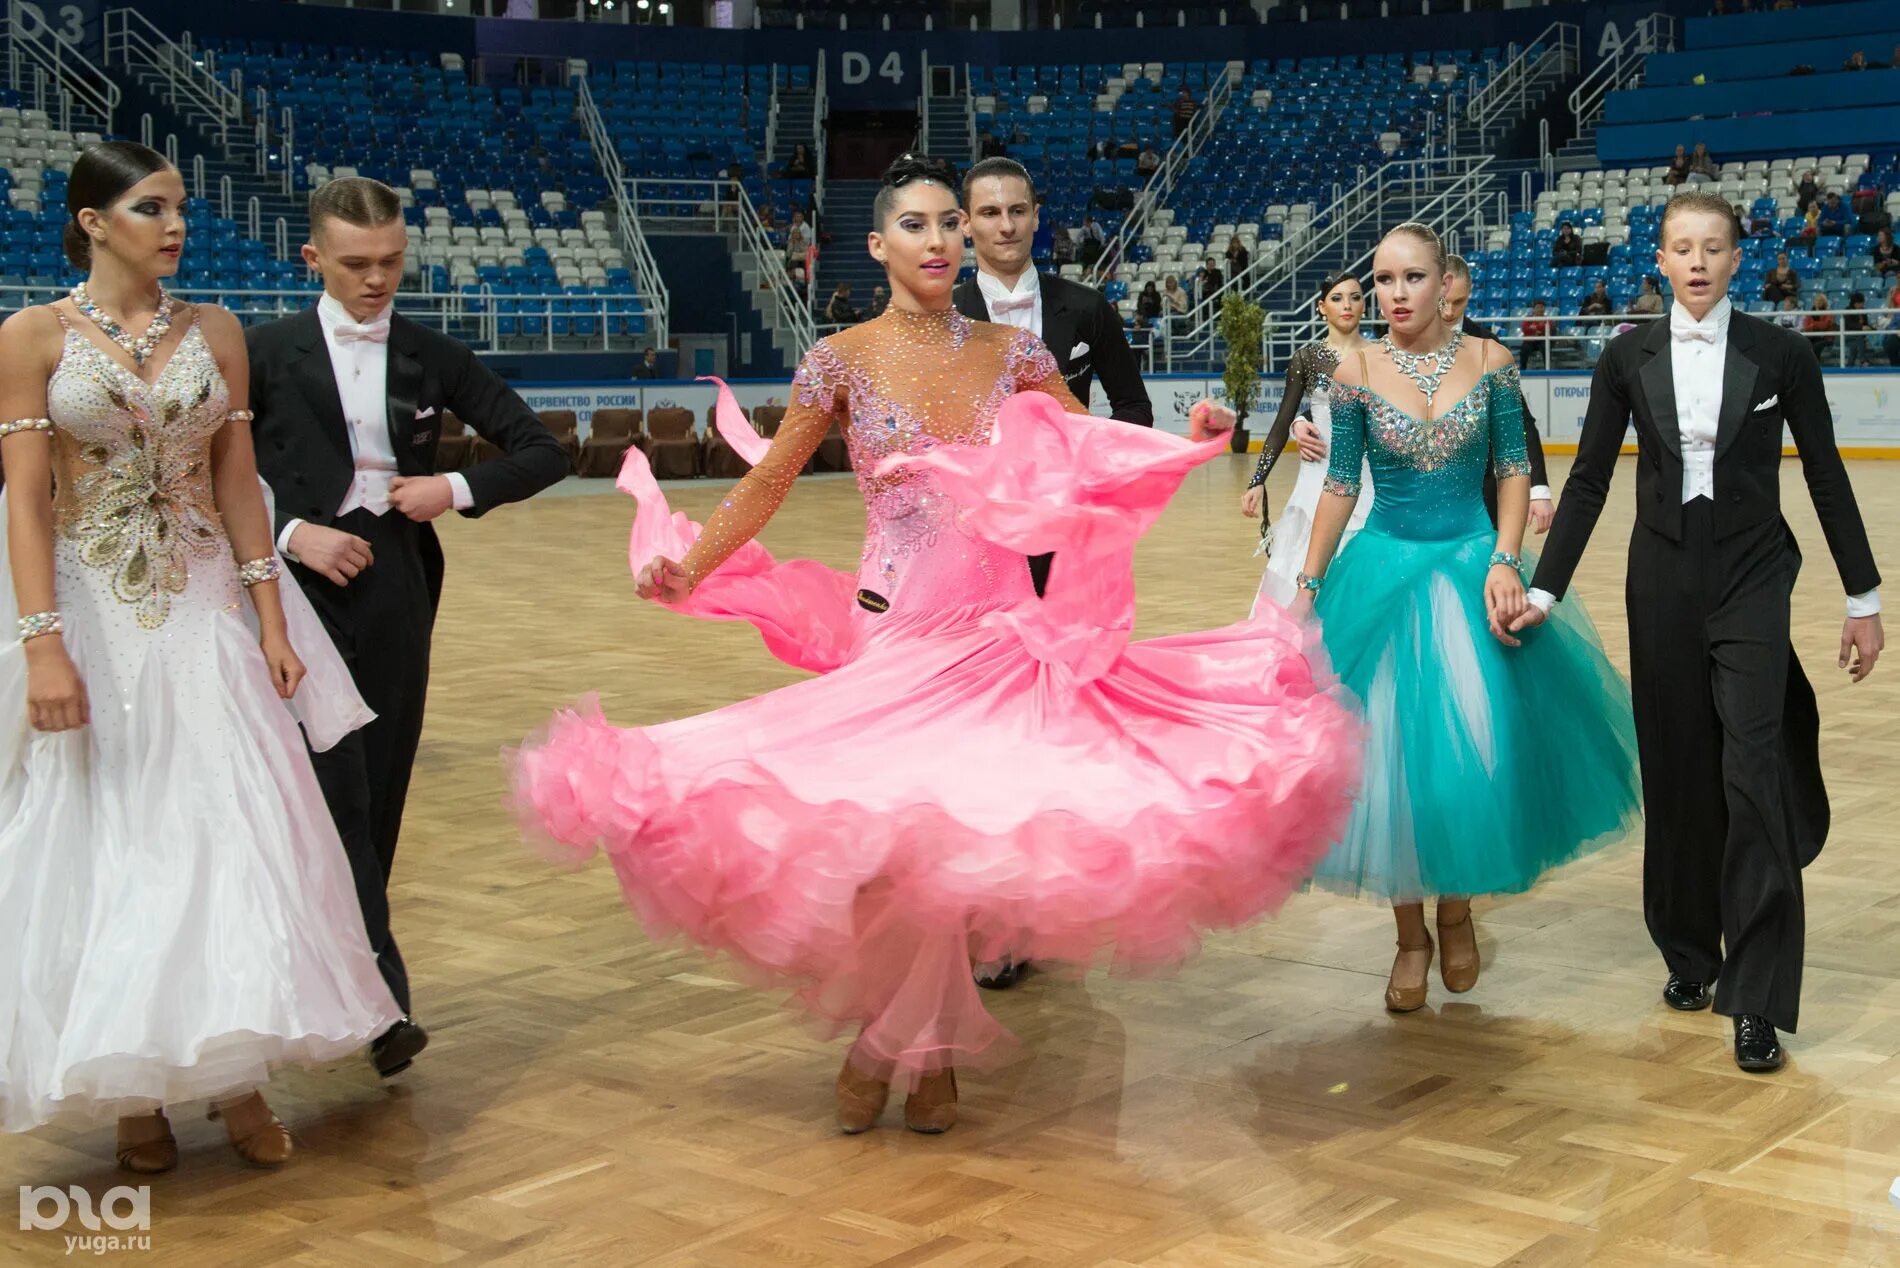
208, 1092, 293, 1168
904, 1068, 958, 1134
1385, 934, 1434, 1013
1437, 908, 1481, 994
115, 1111, 177, 1174
835, 1057, 891, 1134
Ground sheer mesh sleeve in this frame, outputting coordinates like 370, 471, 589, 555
678, 342, 843, 587
1487, 365, 1533, 481
1251, 344, 1313, 488
1322, 382, 1369, 498
1006, 328, 1088, 413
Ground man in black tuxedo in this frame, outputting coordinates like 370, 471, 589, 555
956, 161, 1153, 490
1511, 193, 1883, 1073
955, 156, 1153, 991
248, 178, 569, 1075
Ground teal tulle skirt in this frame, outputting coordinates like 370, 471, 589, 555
1310, 525, 1642, 901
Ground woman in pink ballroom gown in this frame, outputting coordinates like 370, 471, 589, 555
513, 156, 1363, 1136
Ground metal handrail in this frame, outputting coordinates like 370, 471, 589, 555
1087, 68, 1231, 287
2, 6, 121, 130
1169, 155, 1498, 366
576, 72, 671, 345
1454, 21, 1579, 149
1568, 13, 1676, 137
103, 8, 242, 146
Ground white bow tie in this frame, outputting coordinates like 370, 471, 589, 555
1670, 315, 1719, 344
334, 320, 390, 345
991, 295, 1036, 316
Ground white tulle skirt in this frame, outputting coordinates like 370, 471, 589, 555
1252, 401, 1372, 615
0, 486, 400, 1131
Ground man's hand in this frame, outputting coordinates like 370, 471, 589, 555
1292, 417, 1327, 463
289, 523, 374, 588
1501, 601, 1549, 649
389, 475, 455, 523
1528, 498, 1555, 534
1840, 613, 1884, 682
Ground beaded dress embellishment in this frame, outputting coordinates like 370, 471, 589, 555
49, 321, 228, 629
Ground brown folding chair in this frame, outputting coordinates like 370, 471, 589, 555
700, 401, 754, 479
578, 408, 644, 478
536, 409, 580, 473
644, 406, 700, 479
435, 410, 473, 471
810, 413, 850, 473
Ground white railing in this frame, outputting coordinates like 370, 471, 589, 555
2, 4, 121, 131
625, 177, 817, 359
1568, 13, 1677, 140
1450, 21, 1579, 152
576, 72, 670, 345
102, 8, 242, 147
764, 67, 779, 170
1088, 68, 1232, 286
1168, 155, 1499, 368
810, 53, 828, 326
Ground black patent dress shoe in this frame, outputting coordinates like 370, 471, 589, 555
1663, 974, 1713, 1011
371, 1018, 430, 1078
1732, 1014, 1784, 1073
974, 960, 1029, 991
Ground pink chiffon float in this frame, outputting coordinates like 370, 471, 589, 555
514, 361, 1362, 1088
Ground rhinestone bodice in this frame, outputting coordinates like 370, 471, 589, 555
47, 321, 229, 629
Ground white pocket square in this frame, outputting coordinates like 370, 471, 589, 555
1069, 341, 1091, 359
1751, 395, 1779, 412
414, 406, 437, 421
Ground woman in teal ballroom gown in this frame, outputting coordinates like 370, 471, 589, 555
1290, 222, 1642, 1013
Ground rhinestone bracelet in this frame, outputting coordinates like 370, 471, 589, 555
237, 556, 281, 588
226, 409, 255, 424
17, 610, 62, 641
1489, 551, 1524, 573
0, 417, 53, 438
1296, 572, 1324, 593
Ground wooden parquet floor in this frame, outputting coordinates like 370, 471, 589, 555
6, 453, 1900, 1267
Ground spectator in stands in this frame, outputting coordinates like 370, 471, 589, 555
1196, 256, 1225, 309
1521, 298, 1553, 367
1688, 143, 1718, 182
1163, 273, 1189, 317
980, 132, 1007, 159
1552, 221, 1583, 268
1884, 279, 1900, 364
825, 282, 860, 327
1874, 228, 1900, 279
1225, 235, 1251, 278
869, 284, 889, 318
1172, 85, 1198, 137
1664, 144, 1691, 187
1796, 202, 1821, 254
1763, 250, 1801, 302
1115, 137, 1141, 160
1843, 291, 1874, 365
1137, 280, 1163, 325
1137, 142, 1161, 178
1579, 279, 1613, 316
1630, 274, 1664, 315
1748, 206, 1777, 238
1794, 169, 1821, 215
634, 347, 663, 380
1802, 291, 1838, 363
782, 143, 814, 179
1052, 224, 1076, 265
1843, 50, 1871, 71
1775, 295, 1805, 330
758, 204, 778, 232
784, 210, 811, 286
1077, 214, 1106, 268
1818, 192, 1850, 238
1858, 198, 1893, 237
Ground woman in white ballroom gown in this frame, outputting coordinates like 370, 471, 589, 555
1241, 269, 1374, 613
0, 142, 398, 1172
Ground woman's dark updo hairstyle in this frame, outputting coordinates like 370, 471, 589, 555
872, 152, 959, 231
1315, 269, 1363, 304
65, 141, 172, 270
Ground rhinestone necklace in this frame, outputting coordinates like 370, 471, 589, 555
1381, 328, 1464, 410
71, 283, 174, 366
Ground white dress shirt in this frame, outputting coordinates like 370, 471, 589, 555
278, 294, 472, 558
976, 266, 1043, 339
1528, 296, 1878, 618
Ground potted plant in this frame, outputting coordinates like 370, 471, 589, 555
1217, 291, 1265, 455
